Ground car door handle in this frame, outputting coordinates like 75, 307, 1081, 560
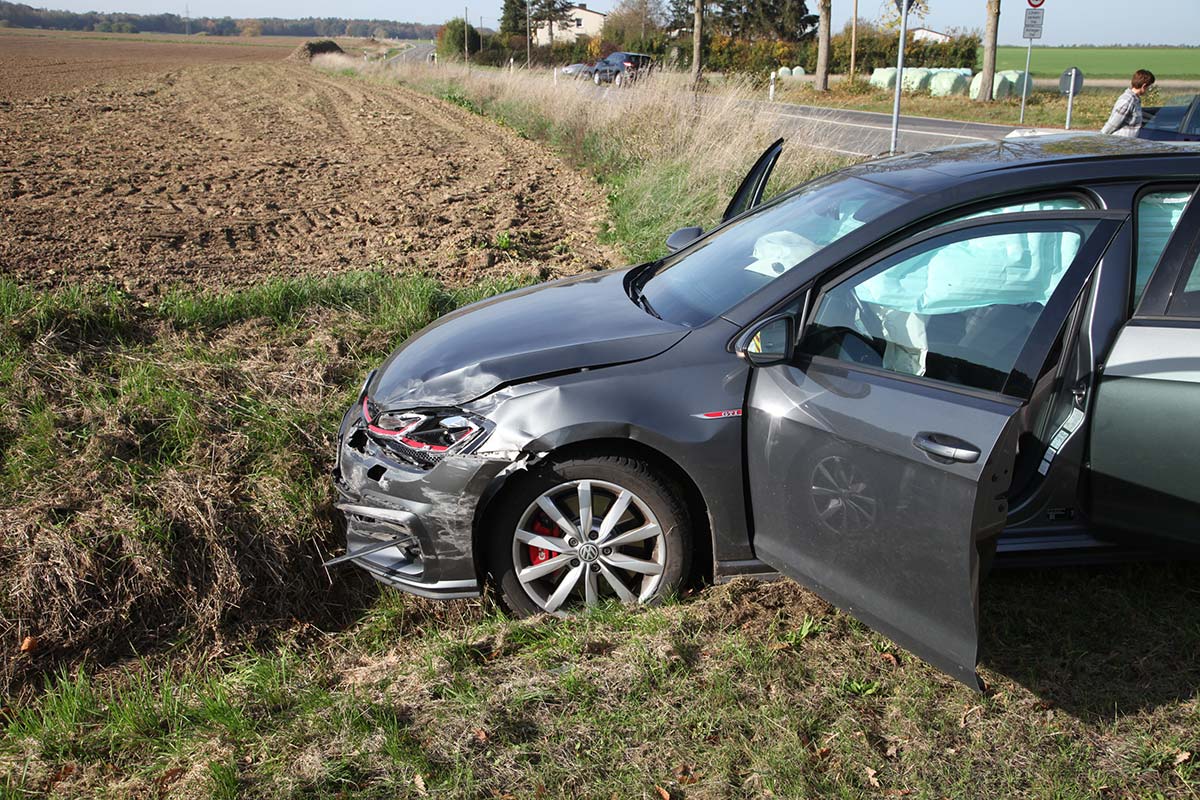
912, 432, 981, 464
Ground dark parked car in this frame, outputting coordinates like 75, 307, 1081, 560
332, 135, 1200, 688
1140, 94, 1200, 141
591, 51, 652, 86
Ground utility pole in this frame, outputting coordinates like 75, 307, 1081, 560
691, 0, 702, 89
526, 0, 531, 69
184, 2, 189, 35
464, 6, 469, 65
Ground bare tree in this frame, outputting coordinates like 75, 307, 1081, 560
692, 0, 703, 88
814, 0, 831, 91
976, 0, 1000, 102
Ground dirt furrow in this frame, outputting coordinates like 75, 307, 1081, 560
0, 61, 615, 293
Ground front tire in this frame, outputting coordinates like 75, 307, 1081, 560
488, 454, 692, 617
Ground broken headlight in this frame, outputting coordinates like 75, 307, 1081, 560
361, 397, 489, 465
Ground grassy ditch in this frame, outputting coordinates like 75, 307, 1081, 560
0, 271, 528, 695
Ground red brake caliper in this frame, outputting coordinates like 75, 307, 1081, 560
528, 518, 556, 566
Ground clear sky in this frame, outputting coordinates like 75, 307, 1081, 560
39, 0, 1200, 47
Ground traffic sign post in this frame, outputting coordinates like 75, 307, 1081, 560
1019, 5, 1044, 124
889, 0, 913, 154
1061, 67, 1084, 128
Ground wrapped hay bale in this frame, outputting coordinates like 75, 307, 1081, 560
930, 70, 969, 97
870, 67, 897, 89
792, 66, 805, 76
970, 71, 1016, 100
777, 66, 792, 78
1002, 70, 1033, 97
901, 68, 933, 93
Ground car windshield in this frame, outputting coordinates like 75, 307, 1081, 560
637, 175, 911, 327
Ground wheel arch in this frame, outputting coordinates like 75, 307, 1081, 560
471, 437, 714, 588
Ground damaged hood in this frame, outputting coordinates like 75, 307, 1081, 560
370, 268, 688, 407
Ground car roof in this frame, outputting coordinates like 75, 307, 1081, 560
846, 134, 1200, 194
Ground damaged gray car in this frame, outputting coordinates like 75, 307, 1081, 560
331, 135, 1200, 688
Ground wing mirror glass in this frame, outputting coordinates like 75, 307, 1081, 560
736, 314, 795, 367
665, 226, 704, 253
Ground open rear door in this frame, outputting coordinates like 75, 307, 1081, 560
723, 138, 784, 223
744, 212, 1127, 687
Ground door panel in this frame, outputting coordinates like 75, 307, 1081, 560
1091, 324, 1200, 542
748, 365, 1017, 687
745, 214, 1126, 687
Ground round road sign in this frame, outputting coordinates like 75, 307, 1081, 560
1028, 0, 1045, 7
1059, 67, 1085, 95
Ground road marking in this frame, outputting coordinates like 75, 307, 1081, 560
765, 108, 994, 142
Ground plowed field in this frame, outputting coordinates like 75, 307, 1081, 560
0, 43, 613, 293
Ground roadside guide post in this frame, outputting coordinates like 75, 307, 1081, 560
1061, 67, 1084, 129
769, 70, 776, 102
1020, 2, 1045, 124
888, 0, 912, 155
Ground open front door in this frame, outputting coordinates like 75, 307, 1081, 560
744, 212, 1127, 687
723, 138, 784, 223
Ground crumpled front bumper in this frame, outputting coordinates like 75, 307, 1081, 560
331, 402, 513, 599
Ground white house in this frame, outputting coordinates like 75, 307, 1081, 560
533, 3, 605, 46
910, 27, 952, 44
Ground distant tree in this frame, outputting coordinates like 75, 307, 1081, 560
437, 17, 481, 59
976, 0, 999, 102
877, 0, 928, 30
499, 0, 527, 36
666, 0, 691, 30
604, 0, 666, 45
714, 0, 816, 41
237, 18, 262, 36
530, 0, 573, 44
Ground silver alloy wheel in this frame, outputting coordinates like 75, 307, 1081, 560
512, 479, 667, 614
810, 455, 877, 534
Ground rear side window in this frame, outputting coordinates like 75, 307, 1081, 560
1135, 190, 1193, 306
1167, 247, 1200, 317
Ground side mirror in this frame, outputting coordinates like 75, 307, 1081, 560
665, 226, 704, 253
735, 314, 795, 368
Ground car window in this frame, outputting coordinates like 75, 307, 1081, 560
1135, 189, 1193, 307
1167, 245, 1200, 317
798, 220, 1099, 393
1184, 107, 1200, 137
1145, 105, 1189, 132
637, 175, 911, 327
949, 195, 1089, 223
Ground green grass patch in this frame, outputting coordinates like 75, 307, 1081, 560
991, 45, 1200, 81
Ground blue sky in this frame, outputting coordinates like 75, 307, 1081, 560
44, 0, 1200, 46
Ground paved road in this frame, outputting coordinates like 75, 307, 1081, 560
752, 101, 1019, 157
386, 42, 435, 65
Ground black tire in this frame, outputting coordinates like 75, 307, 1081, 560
487, 453, 692, 617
